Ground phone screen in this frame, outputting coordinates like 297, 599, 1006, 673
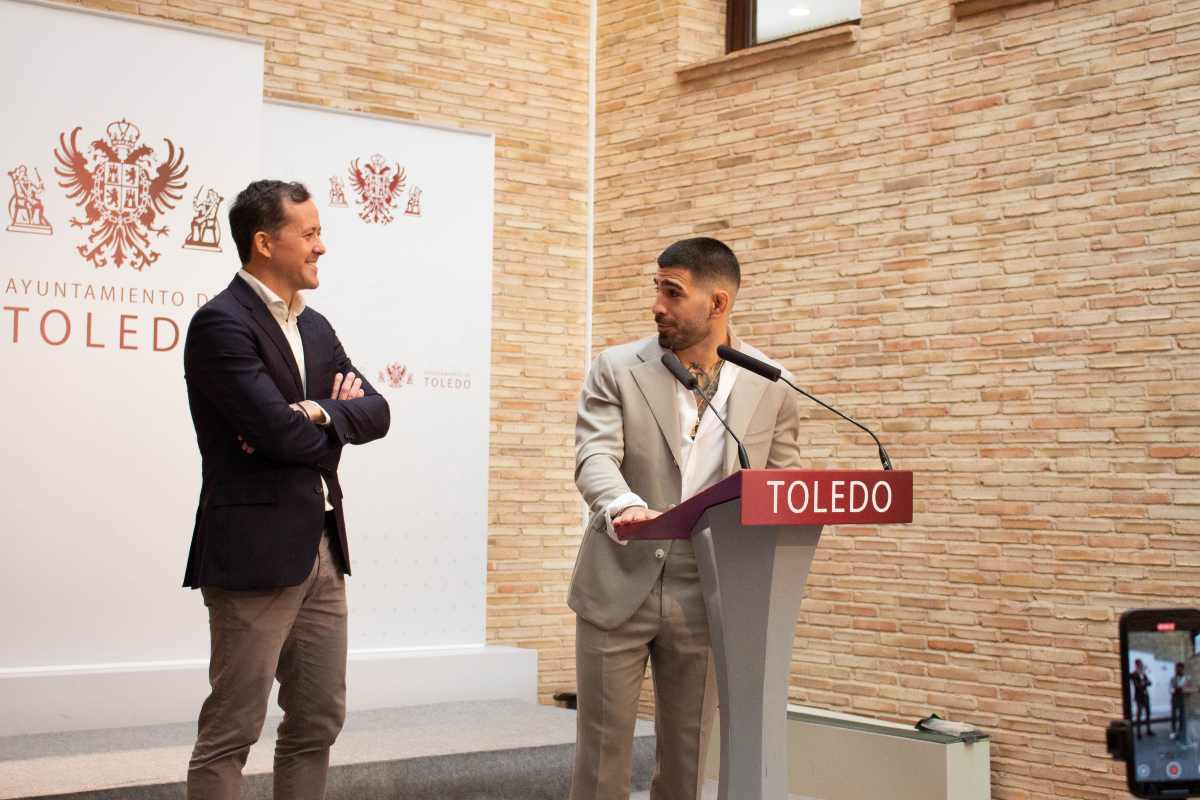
1123, 610, 1200, 797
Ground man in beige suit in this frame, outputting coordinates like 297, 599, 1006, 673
569, 238, 804, 800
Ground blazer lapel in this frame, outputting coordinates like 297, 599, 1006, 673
297, 311, 321, 400
229, 277, 304, 398
721, 335, 768, 473
630, 338, 685, 471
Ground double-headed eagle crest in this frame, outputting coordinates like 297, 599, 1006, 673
54, 118, 188, 270
348, 154, 405, 225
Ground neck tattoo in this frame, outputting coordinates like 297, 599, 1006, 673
686, 359, 724, 439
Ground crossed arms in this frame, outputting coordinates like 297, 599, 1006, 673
184, 304, 390, 468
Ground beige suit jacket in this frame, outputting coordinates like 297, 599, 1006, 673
568, 334, 805, 630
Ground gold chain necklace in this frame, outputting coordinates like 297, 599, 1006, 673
687, 358, 725, 439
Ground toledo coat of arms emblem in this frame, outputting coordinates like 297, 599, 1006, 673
348, 154, 406, 225
54, 118, 189, 270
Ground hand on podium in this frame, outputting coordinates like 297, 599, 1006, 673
613, 506, 661, 527
603, 505, 662, 546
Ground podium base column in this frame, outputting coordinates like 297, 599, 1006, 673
693, 499, 821, 800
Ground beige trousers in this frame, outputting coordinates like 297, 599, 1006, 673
571, 540, 717, 800
187, 533, 347, 800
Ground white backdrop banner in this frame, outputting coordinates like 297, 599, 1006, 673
0, 0, 263, 669
0, 3, 510, 736
261, 101, 494, 652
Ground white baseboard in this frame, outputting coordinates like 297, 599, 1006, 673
0, 645, 537, 737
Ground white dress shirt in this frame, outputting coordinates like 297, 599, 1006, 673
606, 359, 739, 536
676, 359, 739, 500
237, 270, 333, 511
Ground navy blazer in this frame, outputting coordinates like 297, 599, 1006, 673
182, 276, 390, 589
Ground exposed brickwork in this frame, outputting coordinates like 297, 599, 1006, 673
61, 0, 1200, 795
595, 1, 1199, 798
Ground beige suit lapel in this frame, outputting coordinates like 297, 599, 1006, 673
722, 374, 767, 473
722, 335, 769, 473
630, 338, 685, 471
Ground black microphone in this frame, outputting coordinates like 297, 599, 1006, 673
661, 352, 750, 470
717, 344, 894, 471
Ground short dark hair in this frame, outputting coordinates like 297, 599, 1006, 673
228, 180, 311, 265
657, 237, 741, 289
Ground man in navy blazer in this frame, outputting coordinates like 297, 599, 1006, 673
182, 180, 389, 799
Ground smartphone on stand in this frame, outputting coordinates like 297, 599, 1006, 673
1120, 609, 1200, 798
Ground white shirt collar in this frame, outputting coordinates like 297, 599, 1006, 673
237, 269, 306, 323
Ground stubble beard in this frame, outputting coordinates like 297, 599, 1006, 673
657, 319, 706, 353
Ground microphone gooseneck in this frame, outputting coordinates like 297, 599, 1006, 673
716, 344, 893, 471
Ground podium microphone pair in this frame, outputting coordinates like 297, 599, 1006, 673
661, 346, 894, 471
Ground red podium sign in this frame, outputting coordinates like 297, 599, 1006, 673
741, 470, 912, 525
618, 469, 913, 541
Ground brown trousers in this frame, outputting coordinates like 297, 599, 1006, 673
187, 533, 348, 800
570, 540, 717, 800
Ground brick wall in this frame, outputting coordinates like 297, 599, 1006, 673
77, 0, 593, 704
58, 0, 1200, 794
594, 0, 1199, 798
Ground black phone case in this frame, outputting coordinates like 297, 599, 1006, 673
1120, 608, 1200, 799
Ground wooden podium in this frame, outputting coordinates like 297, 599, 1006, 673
618, 469, 914, 800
